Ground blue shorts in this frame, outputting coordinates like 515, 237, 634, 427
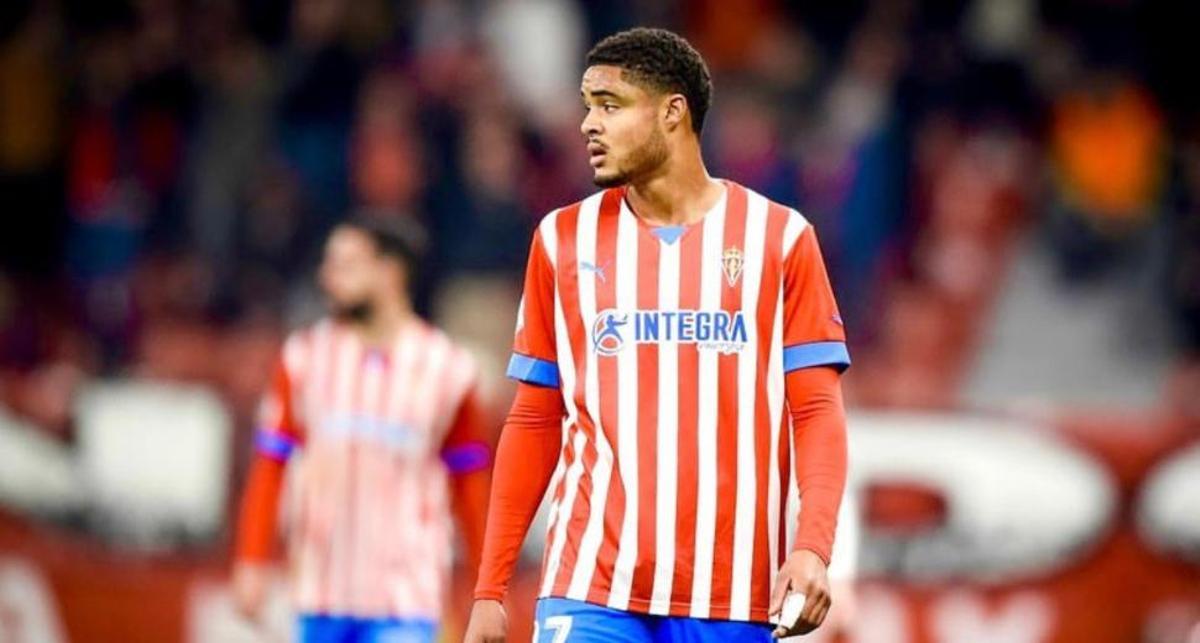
534, 598, 773, 643
296, 614, 436, 643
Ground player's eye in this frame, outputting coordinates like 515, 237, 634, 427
603, 104, 619, 113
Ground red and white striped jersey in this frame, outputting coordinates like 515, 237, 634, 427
506, 180, 849, 623
256, 318, 484, 618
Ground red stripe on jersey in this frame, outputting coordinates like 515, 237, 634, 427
667, 217, 705, 615
750, 202, 790, 611
631, 214, 663, 606
540, 215, 577, 574
543, 420, 581, 573
589, 191, 625, 605
776, 415, 791, 570
334, 332, 365, 611
708, 183, 749, 620
550, 203, 600, 597
315, 325, 342, 613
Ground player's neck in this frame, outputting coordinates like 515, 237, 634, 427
625, 145, 723, 227
351, 297, 412, 348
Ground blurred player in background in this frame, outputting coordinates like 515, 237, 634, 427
465, 28, 850, 643
232, 217, 491, 642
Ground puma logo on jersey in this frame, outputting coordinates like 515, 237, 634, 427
580, 260, 609, 283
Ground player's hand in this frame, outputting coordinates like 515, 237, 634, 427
768, 549, 832, 638
463, 599, 508, 643
232, 561, 270, 622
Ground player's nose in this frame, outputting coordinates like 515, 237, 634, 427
581, 111, 602, 137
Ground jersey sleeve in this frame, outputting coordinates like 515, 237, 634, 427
506, 230, 560, 388
236, 336, 306, 562
254, 339, 305, 461
440, 379, 492, 475
782, 224, 851, 373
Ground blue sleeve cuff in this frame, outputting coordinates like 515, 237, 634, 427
255, 429, 297, 461
783, 341, 851, 373
442, 442, 492, 474
506, 353, 560, 388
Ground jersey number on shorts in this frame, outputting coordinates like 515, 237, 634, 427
533, 615, 573, 643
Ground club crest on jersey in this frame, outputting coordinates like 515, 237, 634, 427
591, 308, 748, 355
722, 247, 744, 287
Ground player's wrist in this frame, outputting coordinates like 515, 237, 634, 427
789, 544, 831, 567
472, 589, 506, 602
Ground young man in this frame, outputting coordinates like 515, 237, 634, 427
233, 217, 491, 642
465, 27, 850, 643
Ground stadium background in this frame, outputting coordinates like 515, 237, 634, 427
0, 0, 1198, 641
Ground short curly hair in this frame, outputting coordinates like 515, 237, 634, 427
585, 27, 713, 135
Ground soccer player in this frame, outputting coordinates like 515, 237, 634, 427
232, 217, 491, 642
464, 27, 850, 643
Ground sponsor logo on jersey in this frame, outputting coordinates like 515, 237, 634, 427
322, 413, 425, 453
592, 308, 748, 355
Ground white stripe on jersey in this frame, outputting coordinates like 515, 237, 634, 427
537, 209, 569, 547
302, 321, 333, 435
414, 337, 452, 439
730, 190, 769, 619
354, 347, 388, 611
781, 209, 810, 559
607, 200, 641, 610
689, 199, 727, 618
648, 223, 682, 613
782, 209, 810, 257
331, 331, 362, 609
567, 193, 616, 600
766, 275, 785, 580
540, 209, 561, 271
541, 205, 585, 598
295, 324, 327, 610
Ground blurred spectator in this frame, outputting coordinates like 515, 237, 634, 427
351, 67, 424, 213
710, 85, 799, 206
481, 0, 586, 129
276, 0, 359, 231
1048, 68, 1166, 282
797, 22, 908, 332
1167, 129, 1200, 355
0, 1, 64, 277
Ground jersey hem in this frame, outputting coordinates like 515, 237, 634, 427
539, 592, 773, 625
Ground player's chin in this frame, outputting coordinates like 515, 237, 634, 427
592, 168, 627, 188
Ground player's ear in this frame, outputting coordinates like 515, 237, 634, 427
662, 93, 688, 132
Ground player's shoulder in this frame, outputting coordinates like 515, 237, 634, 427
738, 183, 813, 255
739, 183, 811, 230
283, 318, 335, 345
530, 188, 620, 265
411, 319, 480, 375
276, 318, 334, 375
533, 188, 620, 236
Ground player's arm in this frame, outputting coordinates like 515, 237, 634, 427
771, 367, 848, 638
770, 222, 851, 638
441, 385, 494, 575
466, 223, 560, 643
473, 382, 564, 600
465, 383, 563, 643
232, 360, 303, 621
788, 366, 847, 566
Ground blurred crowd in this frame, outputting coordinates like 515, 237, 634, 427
1, 0, 1198, 540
